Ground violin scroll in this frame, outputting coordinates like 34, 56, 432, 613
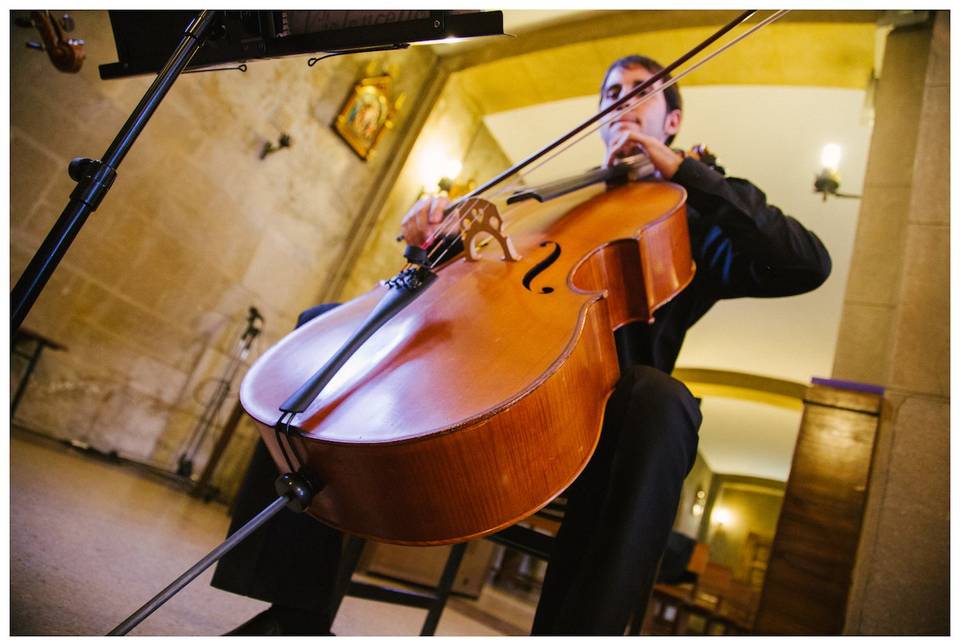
20, 11, 86, 73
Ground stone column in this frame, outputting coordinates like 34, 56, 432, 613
833, 12, 949, 634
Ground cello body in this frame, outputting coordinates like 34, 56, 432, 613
240, 179, 695, 545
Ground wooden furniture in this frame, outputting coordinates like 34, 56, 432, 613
329, 536, 468, 636
691, 561, 733, 611
362, 538, 498, 599
327, 504, 562, 635
720, 579, 760, 629
644, 558, 764, 636
752, 380, 883, 634
328, 497, 668, 635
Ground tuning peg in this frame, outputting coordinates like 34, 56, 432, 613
25, 41, 45, 51
60, 13, 75, 32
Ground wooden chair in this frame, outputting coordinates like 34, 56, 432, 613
326, 499, 564, 636
643, 542, 709, 634
327, 495, 659, 635
692, 561, 733, 610
718, 579, 760, 631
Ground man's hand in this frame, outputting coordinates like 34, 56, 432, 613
604, 126, 683, 180
400, 195, 450, 247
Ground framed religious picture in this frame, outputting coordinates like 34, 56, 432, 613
333, 74, 401, 160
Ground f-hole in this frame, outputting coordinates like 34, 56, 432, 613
522, 241, 561, 294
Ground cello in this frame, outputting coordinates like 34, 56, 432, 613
239, 10, 778, 545
109, 10, 790, 633
242, 162, 693, 544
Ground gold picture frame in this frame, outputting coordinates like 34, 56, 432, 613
333, 75, 399, 160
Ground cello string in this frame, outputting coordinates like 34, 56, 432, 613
274, 413, 297, 471
421, 10, 787, 268
416, 8, 770, 256
423, 9, 789, 269
410, 24, 728, 266
419, 89, 670, 267
438, 10, 759, 214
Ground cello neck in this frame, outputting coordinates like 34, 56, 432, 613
506, 153, 655, 205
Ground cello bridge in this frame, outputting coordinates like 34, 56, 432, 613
456, 197, 520, 262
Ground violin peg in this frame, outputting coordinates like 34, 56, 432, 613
60, 13, 75, 32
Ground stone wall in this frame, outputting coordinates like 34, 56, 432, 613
835, 12, 949, 634
10, 10, 441, 473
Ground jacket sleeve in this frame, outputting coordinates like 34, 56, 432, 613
671, 157, 832, 299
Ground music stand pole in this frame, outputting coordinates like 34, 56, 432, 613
10, 10, 219, 334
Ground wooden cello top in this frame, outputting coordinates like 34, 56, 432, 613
241, 180, 690, 445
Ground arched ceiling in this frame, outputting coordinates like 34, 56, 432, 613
441, 10, 880, 115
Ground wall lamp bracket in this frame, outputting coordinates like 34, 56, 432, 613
814, 169, 861, 201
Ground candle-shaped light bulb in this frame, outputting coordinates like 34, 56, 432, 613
820, 143, 842, 172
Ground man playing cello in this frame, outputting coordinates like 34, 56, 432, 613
214, 54, 831, 635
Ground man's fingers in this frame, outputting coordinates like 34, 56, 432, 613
605, 132, 646, 167
400, 198, 427, 245
603, 129, 682, 179
399, 196, 449, 246
427, 197, 448, 224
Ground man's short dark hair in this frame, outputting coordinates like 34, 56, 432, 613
600, 55, 682, 145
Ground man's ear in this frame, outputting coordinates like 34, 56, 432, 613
664, 109, 682, 137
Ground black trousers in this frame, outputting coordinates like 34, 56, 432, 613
211, 304, 343, 617
212, 307, 701, 634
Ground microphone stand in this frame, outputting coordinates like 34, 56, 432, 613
10, 10, 220, 334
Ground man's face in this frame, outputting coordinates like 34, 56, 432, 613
599, 64, 681, 151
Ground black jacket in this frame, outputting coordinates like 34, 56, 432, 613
615, 157, 831, 373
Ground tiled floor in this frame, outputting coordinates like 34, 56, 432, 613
10, 435, 534, 636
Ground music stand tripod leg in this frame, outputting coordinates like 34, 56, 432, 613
10, 10, 220, 334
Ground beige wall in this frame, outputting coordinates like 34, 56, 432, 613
704, 482, 784, 579
10, 11, 441, 471
835, 13, 949, 634
673, 451, 713, 539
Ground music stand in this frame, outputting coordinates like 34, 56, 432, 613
10, 9, 503, 332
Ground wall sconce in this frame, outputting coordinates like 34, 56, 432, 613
691, 486, 707, 517
418, 150, 462, 194
260, 133, 291, 160
712, 506, 733, 528
415, 150, 475, 200
814, 143, 861, 201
